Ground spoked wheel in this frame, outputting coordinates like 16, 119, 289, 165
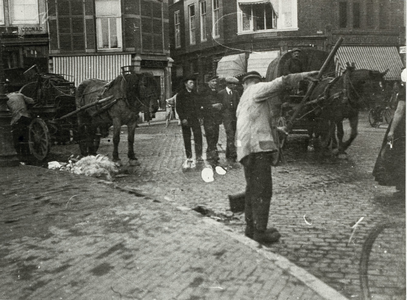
383, 108, 393, 124
28, 118, 51, 161
359, 222, 406, 300
271, 117, 288, 166
368, 108, 379, 127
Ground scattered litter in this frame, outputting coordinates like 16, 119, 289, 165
48, 154, 118, 181
215, 166, 226, 175
348, 216, 364, 245
303, 214, 312, 225
201, 166, 214, 182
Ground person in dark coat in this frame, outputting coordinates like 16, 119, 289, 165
176, 76, 203, 168
199, 76, 223, 167
373, 69, 406, 196
283, 48, 307, 94
218, 76, 240, 163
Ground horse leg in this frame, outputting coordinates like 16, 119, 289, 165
112, 119, 122, 164
127, 120, 140, 166
341, 115, 359, 153
77, 114, 90, 156
87, 125, 98, 156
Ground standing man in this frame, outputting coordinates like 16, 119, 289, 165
176, 76, 203, 168
283, 48, 307, 94
236, 70, 319, 244
218, 76, 240, 164
199, 76, 223, 167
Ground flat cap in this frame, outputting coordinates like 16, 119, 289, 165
225, 76, 239, 84
241, 71, 262, 82
208, 75, 218, 82
291, 48, 302, 53
183, 75, 196, 82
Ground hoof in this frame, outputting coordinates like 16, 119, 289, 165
338, 153, 347, 159
129, 159, 140, 166
307, 145, 315, 152
332, 148, 339, 156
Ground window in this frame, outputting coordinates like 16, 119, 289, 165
174, 11, 181, 48
11, 0, 39, 24
240, 3, 276, 31
95, 0, 122, 50
200, 1, 207, 41
0, 1, 4, 25
212, 0, 220, 37
238, 0, 295, 33
339, 2, 347, 28
189, 4, 196, 45
379, 1, 388, 29
366, 0, 373, 28
352, 2, 360, 28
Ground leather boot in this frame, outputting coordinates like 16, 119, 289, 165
253, 228, 281, 244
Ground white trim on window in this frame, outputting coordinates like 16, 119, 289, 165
212, 0, 220, 38
200, 1, 207, 42
189, 4, 196, 45
237, 0, 298, 34
174, 10, 181, 48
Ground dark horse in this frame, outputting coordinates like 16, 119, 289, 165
75, 68, 159, 164
307, 63, 387, 156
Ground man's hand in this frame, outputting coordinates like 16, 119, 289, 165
277, 126, 289, 136
181, 119, 188, 126
212, 103, 222, 110
303, 71, 319, 82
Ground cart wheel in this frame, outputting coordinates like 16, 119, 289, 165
29, 118, 51, 161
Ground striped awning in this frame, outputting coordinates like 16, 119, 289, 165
335, 46, 404, 81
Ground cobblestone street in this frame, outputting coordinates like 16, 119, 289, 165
1, 111, 405, 300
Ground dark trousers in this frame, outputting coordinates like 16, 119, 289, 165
181, 119, 202, 159
223, 118, 237, 160
241, 152, 273, 231
203, 120, 219, 165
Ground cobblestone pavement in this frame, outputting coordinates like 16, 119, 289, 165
100, 112, 405, 299
1, 166, 343, 300
1, 111, 404, 300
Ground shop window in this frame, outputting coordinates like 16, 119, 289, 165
95, 0, 122, 50
10, 0, 39, 25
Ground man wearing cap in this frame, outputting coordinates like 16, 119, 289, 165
176, 76, 203, 168
236, 70, 319, 244
283, 48, 307, 94
218, 76, 241, 164
199, 76, 223, 167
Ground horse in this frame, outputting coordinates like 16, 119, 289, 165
75, 69, 159, 165
306, 63, 387, 156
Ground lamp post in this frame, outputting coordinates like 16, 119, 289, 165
0, 35, 19, 167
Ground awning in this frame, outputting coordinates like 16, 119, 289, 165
216, 53, 247, 78
335, 46, 404, 81
247, 51, 280, 77
238, 0, 270, 5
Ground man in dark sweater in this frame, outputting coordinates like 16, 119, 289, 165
176, 76, 203, 168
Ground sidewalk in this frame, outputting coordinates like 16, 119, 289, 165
0, 165, 348, 300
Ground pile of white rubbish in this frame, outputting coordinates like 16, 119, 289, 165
48, 154, 119, 181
